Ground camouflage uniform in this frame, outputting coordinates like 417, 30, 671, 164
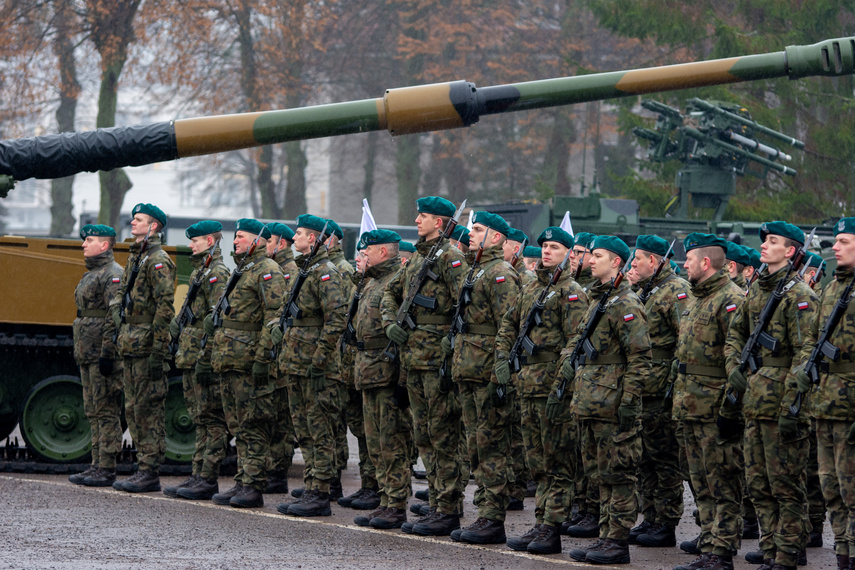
732, 273, 748, 290
211, 249, 286, 491
74, 250, 124, 469
350, 256, 411, 509
452, 246, 521, 522
381, 235, 468, 514
495, 263, 589, 526
725, 266, 817, 567
635, 266, 692, 527
280, 249, 347, 494
673, 268, 745, 557
803, 267, 855, 559
173, 248, 230, 480
569, 278, 651, 540
113, 235, 175, 472
507, 262, 532, 504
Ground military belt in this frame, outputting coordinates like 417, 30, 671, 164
415, 315, 452, 325
519, 351, 560, 365
125, 315, 154, 324
578, 354, 628, 366
463, 324, 498, 336
651, 349, 673, 361
819, 361, 855, 374
77, 309, 107, 318
678, 363, 727, 378
754, 356, 792, 368
222, 319, 262, 332
290, 317, 324, 327
356, 339, 388, 351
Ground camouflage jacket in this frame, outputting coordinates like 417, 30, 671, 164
673, 269, 743, 422
569, 279, 652, 420
74, 250, 123, 364
330, 245, 356, 385
451, 246, 521, 382
805, 267, 855, 420
732, 273, 747, 290
495, 263, 589, 397
353, 257, 402, 390
381, 235, 468, 371
576, 267, 599, 295
272, 248, 299, 295
280, 249, 347, 375
211, 249, 286, 373
725, 265, 817, 421
174, 248, 229, 370
514, 264, 536, 288
112, 236, 176, 358
636, 266, 692, 396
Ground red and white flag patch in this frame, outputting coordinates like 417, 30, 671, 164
263, 273, 273, 281
112, 277, 121, 283
153, 263, 163, 270
567, 294, 579, 302
677, 293, 688, 300
451, 260, 462, 268
623, 313, 634, 322
797, 301, 809, 310
321, 274, 331, 281
496, 276, 505, 283
726, 304, 737, 312
209, 277, 218, 283
283, 273, 291, 280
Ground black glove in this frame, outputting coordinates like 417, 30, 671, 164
98, 357, 114, 377
392, 384, 410, 409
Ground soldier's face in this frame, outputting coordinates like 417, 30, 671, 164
189, 235, 212, 256
130, 214, 154, 239
631, 249, 656, 279
760, 235, 793, 267
233, 230, 255, 254
834, 233, 855, 269
292, 228, 314, 254
265, 237, 277, 257
541, 241, 570, 268
469, 223, 488, 249
626, 267, 640, 285
524, 258, 537, 271
81, 236, 109, 258
416, 212, 441, 238
684, 249, 706, 285
590, 249, 616, 281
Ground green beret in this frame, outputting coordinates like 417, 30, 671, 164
356, 240, 366, 252
574, 232, 596, 250
79, 224, 116, 239
725, 242, 751, 267
635, 235, 669, 257
805, 252, 825, 270
507, 228, 529, 244
537, 226, 574, 249
185, 220, 222, 239
360, 229, 401, 247
131, 203, 167, 228
235, 218, 271, 239
523, 246, 542, 258
472, 211, 511, 236
670, 259, 681, 275
268, 222, 295, 242
327, 219, 344, 240
684, 232, 728, 253
451, 225, 470, 242
416, 196, 456, 217
399, 241, 416, 253
745, 247, 761, 269
760, 221, 804, 245
296, 214, 330, 236
834, 217, 855, 236
593, 235, 630, 262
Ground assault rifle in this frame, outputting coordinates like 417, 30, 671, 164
169, 239, 220, 355
637, 239, 676, 305
555, 254, 633, 400
340, 262, 368, 354
574, 249, 587, 281
113, 224, 153, 343
745, 262, 767, 294
383, 200, 466, 362
790, 273, 855, 416
725, 228, 815, 406
272, 221, 330, 358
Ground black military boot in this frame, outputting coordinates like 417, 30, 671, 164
569, 538, 607, 561
113, 470, 142, 491
69, 465, 98, 485
351, 488, 381, 510
702, 554, 734, 570
83, 467, 116, 487
163, 475, 198, 498
288, 490, 332, 517
122, 469, 161, 493
290, 487, 305, 498
507, 498, 524, 511
401, 507, 437, 534
745, 550, 766, 564
458, 517, 506, 544
354, 506, 385, 527
338, 487, 369, 508
230, 485, 264, 508
413, 512, 460, 536
627, 519, 654, 544
680, 534, 702, 555
507, 524, 542, 552
212, 483, 244, 506
565, 512, 599, 538
329, 478, 343, 501
798, 550, 808, 566
264, 471, 288, 494
370, 507, 407, 530
636, 522, 676, 547
414, 488, 430, 502
586, 538, 630, 565
410, 503, 431, 516
743, 517, 760, 539
674, 552, 712, 570
176, 477, 218, 500
561, 510, 586, 534
527, 523, 561, 554
525, 480, 537, 497
807, 522, 823, 547
836, 554, 849, 570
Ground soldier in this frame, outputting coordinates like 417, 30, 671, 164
627, 235, 692, 548
725, 221, 817, 570
495, 226, 589, 555
725, 242, 750, 289
110, 203, 175, 493
451, 224, 470, 253
523, 246, 541, 273
165, 221, 230, 500
572, 232, 598, 292
796, 217, 855, 570
348, 230, 412, 529
204, 219, 286, 508
69, 224, 124, 487
273, 214, 347, 517
669, 233, 745, 570
381, 196, 469, 537
399, 241, 416, 265
503, 228, 529, 277
743, 247, 762, 286
565, 235, 651, 565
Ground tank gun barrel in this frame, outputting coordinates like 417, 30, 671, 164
722, 130, 793, 161
683, 127, 798, 176
688, 98, 806, 149
0, 36, 852, 184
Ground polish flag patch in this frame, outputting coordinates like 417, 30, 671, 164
153, 263, 163, 270
677, 293, 688, 300
284, 273, 291, 280
263, 273, 273, 281
623, 314, 635, 322
567, 294, 579, 302
797, 301, 809, 310
496, 276, 506, 283
451, 260, 462, 268
726, 304, 737, 312
112, 277, 121, 283
321, 274, 331, 281
209, 277, 218, 283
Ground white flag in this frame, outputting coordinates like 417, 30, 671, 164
559, 211, 574, 236
360, 199, 378, 236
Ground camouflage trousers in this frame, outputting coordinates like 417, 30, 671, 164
683, 420, 744, 556
220, 371, 274, 491
508, 395, 528, 503
806, 421, 826, 533
406, 367, 464, 514
195, 372, 229, 480
362, 385, 412, 509
80, 362, 123, 469
286, 373, 340, 493
520, 396, 576, 526
122, 356, 167, 472
182, 369, 203, 475
745, 419, 809, 567
576, 417, 598, 516
814, 419, 855, 557
338, 384, 375, 488
579, 418, 641, 539
458, 378, 515, 522
638, 396, 683, 526
268, 381, 295, 478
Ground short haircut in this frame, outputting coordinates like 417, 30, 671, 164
637, 249, 662, 264
99, 235, 116, 248
783, 237, 801, 256
730, 261, 746, 273
437, 215, 452, 232
210, 231, 223, 242
385, 243, 400, 257
697, 245, 726, 270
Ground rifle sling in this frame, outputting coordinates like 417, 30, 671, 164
77, 309, 107, 318
222, 319, 262, 331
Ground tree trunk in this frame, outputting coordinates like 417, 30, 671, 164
541, 109, 573, 197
